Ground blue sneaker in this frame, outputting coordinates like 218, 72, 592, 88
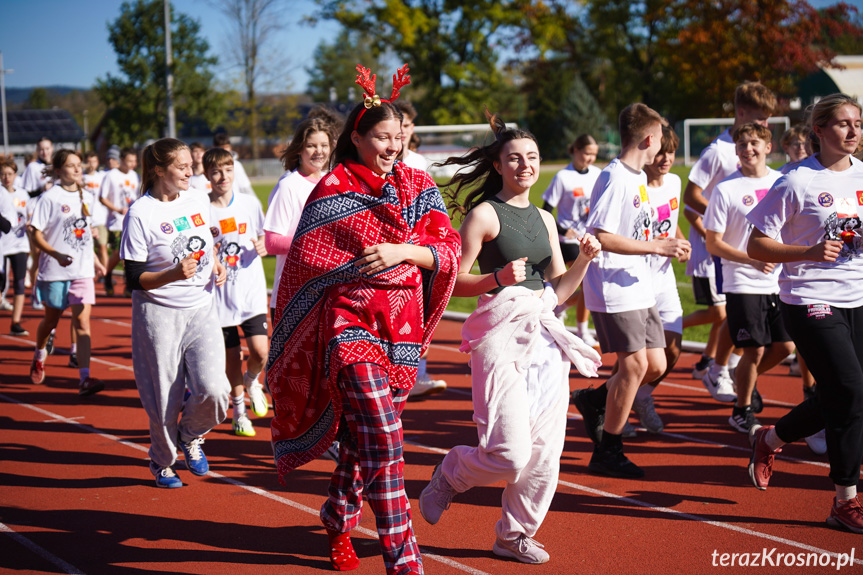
149, 461, 182, 488
178, 436, 208, 476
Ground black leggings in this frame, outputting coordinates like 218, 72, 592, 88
4, 252, 27, 295
779, 303, 863, 487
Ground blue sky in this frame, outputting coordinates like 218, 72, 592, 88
1, 0, 861, 93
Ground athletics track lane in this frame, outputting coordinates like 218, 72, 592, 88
1, 284, 861, 574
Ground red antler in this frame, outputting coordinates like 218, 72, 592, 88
355, 65, 377, 98
390, 64, 411, 102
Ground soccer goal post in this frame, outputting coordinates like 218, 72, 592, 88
683, 116, 791, 166
414, 123, 517, 178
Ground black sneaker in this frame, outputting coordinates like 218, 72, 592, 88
751, 386, 763, 414
10, 323, 29, 337
46, 332, 55, 355
104, 276, 114, 296
571, 388, 604, 445
68, 353, 78, 368
588, 444, 644, 478
729, 405, 761, 433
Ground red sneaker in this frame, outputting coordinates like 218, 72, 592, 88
30, 358, 45, 384
748, 424, 780, 490
327, 529, 360, 571
78, 377, 105, 397
827, 496, 863, 534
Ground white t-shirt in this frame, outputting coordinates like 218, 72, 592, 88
30, 187, 96, 281
210, 193, 268, 326
704, 169, 782, 294
120, 190, 215, 309
83, 170, 108, 227
647, 173, 683, 295
584, 158, 656, 314
542, 163, 602, 241
747, 154, 863, 308
100, 168, 140, 232
0, 190, 17, 257
686, 129, 739, 278
1, 188, 31, 256
189, 173, 212, 195
230, 157, 263, 211
263, 169, 318, 298
20, 160, 50, 194
402, 150, 429, 171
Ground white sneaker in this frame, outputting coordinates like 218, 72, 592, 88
692, 358, 714, 380
246, 378, 268, 418
492, 534, 550, 564
232, 413, 256, 437
621, 420, 638, 438
419, 462, 456, 525
702, 370, 737, 403
579, 331, 600, 348
409, 375, 446, 397
805, 429, 827, 455
632, 394, 664, 433
0, 299, 12, 311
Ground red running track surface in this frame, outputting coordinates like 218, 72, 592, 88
1, 282, 861, 574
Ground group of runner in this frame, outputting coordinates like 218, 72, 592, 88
1, 70, 861, 573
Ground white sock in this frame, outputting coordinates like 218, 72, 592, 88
243, 370, 260, 388
70, 343, 77, 355
232, 394, 246, 418
708, 362, 728, 379
635, 384, 654, 400
836, 484, 857, 501
79, 368, 90, 382
35, 347, 47, 361
417, 357, 428, 378
577, 321, 589, 336
765, 427, 785, 451
728, 353, 741, 369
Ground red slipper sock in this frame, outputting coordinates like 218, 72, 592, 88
327, 529, 360, 571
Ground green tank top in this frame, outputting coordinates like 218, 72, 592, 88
476, 196, 552, 294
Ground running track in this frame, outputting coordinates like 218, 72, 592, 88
1, 281, 861, 574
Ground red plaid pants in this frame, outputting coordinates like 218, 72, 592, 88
321, 362, 422, 575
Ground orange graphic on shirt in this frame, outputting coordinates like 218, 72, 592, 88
856, 190, 863, 206
238, 223, 247, 234
219, 217, 238, 234
191, 213, 205, 227
226, 254, 240, 267
192, 250, 205, 261
572, 187, 584, 197
670, 197, 679, 211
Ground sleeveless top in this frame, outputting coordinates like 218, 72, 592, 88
476, 196, 552, 294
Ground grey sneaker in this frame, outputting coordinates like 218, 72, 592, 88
632, 394, 664, 433
492, 534, 550, 564
419, 462, 456, 525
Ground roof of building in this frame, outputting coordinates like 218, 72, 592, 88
4, 109, 84, 145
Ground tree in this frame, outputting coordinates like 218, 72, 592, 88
209, 0, 290, 159
96, 0, 224, 145
26, 88, 50, 109
306, 29, 382, 104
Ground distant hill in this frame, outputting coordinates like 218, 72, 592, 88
5, 86, 90, 106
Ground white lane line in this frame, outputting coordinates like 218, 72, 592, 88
406, 438, 861, 565
0, 393, 489, 575
0, 522, 86, 574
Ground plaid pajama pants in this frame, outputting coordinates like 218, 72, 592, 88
321, 362, 422, 575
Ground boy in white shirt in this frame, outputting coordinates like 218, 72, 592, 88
99, 147, 139, 296
212, 133, 262, 211
573, 104, 689, 478
683, 82, 777, 395
205, 147, 270, 437
21, 138, 54, 196
704, 123, 794, 433
189, 142, 211, 194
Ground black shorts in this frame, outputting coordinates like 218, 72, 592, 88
559, 242, 580, 263
692, 276, 726, 306
726, 293, 791, 348
222, 314, 269, 348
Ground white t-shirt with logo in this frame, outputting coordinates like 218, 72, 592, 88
584, 158, 656, 314
100, 168, 140, 232
542, 163, 602, 240
20, 160, 50, 194
1, 188, 31, 255
647, 173, 683, 295
747, 155, 863, 308
704, 169, 782, 294
120, 191, 215, 309
30, 187, 96, 281
0, 190, 17, 257
189, 173, 212, 194
263, 169, 318, 298
83, 170, 108, 227
210, 193, 268, 326
686, 129, 739, 278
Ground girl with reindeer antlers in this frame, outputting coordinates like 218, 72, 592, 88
267, 64, 461, 574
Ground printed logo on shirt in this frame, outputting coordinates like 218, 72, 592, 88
238, 223, 247, 234
807, 303, 832, 319
170, 233, 209, 273
62, 215, 90, 251
222, 242, 242, 283
633, 195, 641, 208
191, 213, 205, 227
219, 217, 238, 234
125, 180, 131, 187
210, 226, 220, 238
639, 185, 649, 203
736, 328, 752, 341
837, 197, 856, 219
857, 190, 863, 206
160, 222, 174, 234
818, 192, 834, 207
669, 197, 678, 211
61, 204, 71, 214
572, 187, 584, 197
755, 188, 769, 202
742, 195, 755, 207
173, 216, 191, 231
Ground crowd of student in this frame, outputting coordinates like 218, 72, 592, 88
1, 70, 861, 573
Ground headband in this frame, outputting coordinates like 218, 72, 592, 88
353, 64, 411, 130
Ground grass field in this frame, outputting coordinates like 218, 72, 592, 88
253, 162, 781, 344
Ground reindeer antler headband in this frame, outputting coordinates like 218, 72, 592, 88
353, 64, 411, 130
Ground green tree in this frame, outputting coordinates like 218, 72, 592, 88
96, 0, 225, 145
26, 87, 50, 109
306, 29, 382, 104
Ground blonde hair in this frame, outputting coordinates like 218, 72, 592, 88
140, 138, 189, 196
807, 93, 862, 153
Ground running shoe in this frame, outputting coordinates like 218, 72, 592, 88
748, 424, 779, 490
30, 357, 45, 384
750, 385, 763, 414
571, 387, 605, 445
621, 421, 638, 438
232, 413, 256, 437
579, 331, 600, 349
409, 375, 447, 398
0, 299, 12, 311
729, 405, 760, 433
31, 300, 44, 311
419, 462, 456, 525
827, 496, 863, 534
68, 353, 78, 369
804, 429, 827, 455
587, 443, 644, 479
45, 332, 55, 355
702, 370, 736, 402
632, 394, 664, 433
691, 357, 714, 379
104, 276, 114, 297
9, 323, 29, 337
492, 534, 550, 564
78, 377, 104, 397
247, 380, 268, 417
323, 441, 341, 461
149, 461, 182, 489
178, 436, 209, 476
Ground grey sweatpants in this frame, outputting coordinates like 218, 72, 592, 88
131, 292, 230, 468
